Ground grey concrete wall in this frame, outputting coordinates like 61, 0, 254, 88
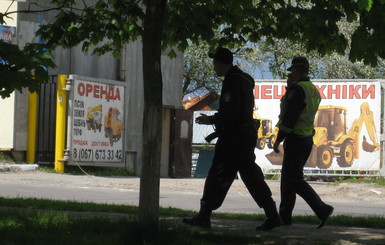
17, 0, 119, 80
122, 40, 183, 175
15, 1, 184, 175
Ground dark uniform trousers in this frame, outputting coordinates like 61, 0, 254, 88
200, 124, 275, 210
279, 135, 331, 223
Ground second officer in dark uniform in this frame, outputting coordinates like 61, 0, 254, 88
183, 47, 282, 231
273, 56, 334, 229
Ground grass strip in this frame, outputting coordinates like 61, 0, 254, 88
0, 196, 384, 229
0, 208, 262, 245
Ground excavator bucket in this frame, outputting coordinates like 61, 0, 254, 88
265, 145, 284, 165
362, 135, 377, 152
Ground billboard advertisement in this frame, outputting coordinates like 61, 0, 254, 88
254, 80, 382, 171
70, 77, 124, 163
0, 25, 16, 64
0, 25, 16, 44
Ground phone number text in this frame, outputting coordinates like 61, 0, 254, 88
72, 148, 123, 161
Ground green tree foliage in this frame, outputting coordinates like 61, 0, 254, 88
35, 0, 385, 64
5, 0, 385, 239
36, 0, 144, 57
4, 1, 385, 99
256, 18, 385, 80
251, 36, 384, 80
0, 15, 55, 98
183, 41, 221, 96
183, 17, 385, 96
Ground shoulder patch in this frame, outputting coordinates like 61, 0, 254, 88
222, 92, 231, 102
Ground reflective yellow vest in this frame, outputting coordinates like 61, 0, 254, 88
293, 81, 321, 135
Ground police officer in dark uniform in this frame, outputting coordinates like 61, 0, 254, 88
273, 56, 334, 229
183, 48, 282, 231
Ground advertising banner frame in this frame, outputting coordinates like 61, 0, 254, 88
65, 75, 126, 168
253, 79, 385, 177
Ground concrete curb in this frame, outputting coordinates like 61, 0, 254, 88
0, 164, 39, 172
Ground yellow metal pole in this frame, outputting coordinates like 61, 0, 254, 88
26, 92, 38, 163
54, 75, 67, 173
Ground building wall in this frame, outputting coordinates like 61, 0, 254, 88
12, 1, 184, 175
0, 92, 15, 150
0, 1, 17, 26
17, 0, 119, 80
123, 40, 183, 176
0, 1, 28, 161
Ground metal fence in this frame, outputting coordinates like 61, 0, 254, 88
36, 76, 57, 164
191, 148, 384, 178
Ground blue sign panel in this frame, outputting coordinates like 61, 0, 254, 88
0, 25, 16, 44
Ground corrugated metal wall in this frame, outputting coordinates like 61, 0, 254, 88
36, 77, 57, 163
16, 1, 185, 175
123, 40, 184, 175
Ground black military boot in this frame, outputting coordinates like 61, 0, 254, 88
317, 204, 334, 229
256, 202, 282, 231
182, 204, 212, 229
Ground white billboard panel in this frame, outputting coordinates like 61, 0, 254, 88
70, 77, 124, 163
254, 80, 382, 172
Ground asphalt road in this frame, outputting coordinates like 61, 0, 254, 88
0, 170, 384, 218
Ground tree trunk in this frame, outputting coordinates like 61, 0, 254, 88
139, 0, 167, 240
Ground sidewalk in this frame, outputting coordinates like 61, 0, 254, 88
191, 217, 385, 245
160, 210, 385, 245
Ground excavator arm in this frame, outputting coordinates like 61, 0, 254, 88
347, 102, 380, 154
361, 102, 380, 152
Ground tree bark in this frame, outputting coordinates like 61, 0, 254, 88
139, 0, 167, 240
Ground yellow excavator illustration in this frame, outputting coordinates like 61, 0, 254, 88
86, 105, 102, 132
309, 102, 380, 168
104, 107, 122, 146
266, 102, 380, 169
253, 110, 278, 149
